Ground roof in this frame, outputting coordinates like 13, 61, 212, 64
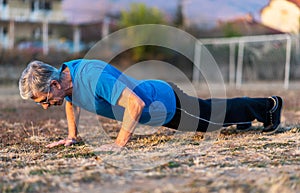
196, 14, 283, 38
287, 0, 300, 7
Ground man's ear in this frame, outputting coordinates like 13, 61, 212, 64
50, 80, 61, 89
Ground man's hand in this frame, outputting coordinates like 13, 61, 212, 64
46, 138, 78, 148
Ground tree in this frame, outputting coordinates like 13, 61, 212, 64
223, 23, 242, 37
174, 0, 184, 28
120, 3, 166, 27
119, 3, 167, 61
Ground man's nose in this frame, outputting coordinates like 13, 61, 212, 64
42, 103, 50, 109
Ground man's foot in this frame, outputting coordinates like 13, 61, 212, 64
262, 96, 283, 134
236, 122, 252, 131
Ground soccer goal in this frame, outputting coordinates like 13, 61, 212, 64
194, 34, 292, 89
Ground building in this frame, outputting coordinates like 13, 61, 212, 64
261, 0, 300, 34
0, 0, 95, 54
195, 14, 283, 38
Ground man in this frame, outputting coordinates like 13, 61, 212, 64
19, 59, 283, 151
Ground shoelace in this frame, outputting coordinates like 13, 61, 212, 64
269, 96, 278, 113
267, 96, 279, 126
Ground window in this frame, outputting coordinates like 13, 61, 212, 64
48, 28, 53, 36
43, 1, 51, 10
3, 27, 8, 35
39, 0, 52, 11
31, 1, 36, 11
31, 0, 52, 12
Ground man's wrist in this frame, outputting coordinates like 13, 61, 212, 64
66, 136, 81, 142
67, 136, 76, 140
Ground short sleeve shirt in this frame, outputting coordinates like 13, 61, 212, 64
61, 59, 176, 126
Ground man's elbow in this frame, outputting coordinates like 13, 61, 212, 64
127, 91, 145, 115
135, 99, 145, 113
130, 97, 145, 114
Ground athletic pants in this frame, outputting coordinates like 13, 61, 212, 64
163, 83, 272, 132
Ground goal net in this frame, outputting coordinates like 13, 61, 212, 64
195, 34, 293, 89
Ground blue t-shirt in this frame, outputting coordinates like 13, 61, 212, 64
60, 59, 176, 126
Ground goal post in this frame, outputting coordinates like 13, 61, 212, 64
194, 34, 292, 89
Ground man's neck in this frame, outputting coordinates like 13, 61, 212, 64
62, 67, 73, 96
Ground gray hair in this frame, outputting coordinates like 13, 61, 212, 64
19, 60, 61, 99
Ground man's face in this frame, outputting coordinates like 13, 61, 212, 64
32, 87, 65, 109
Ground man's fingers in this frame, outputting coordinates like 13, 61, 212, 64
45, 142, 59, 148
46, 143, 57, 148
45, 138, 79, 148
45, 139, 67, 148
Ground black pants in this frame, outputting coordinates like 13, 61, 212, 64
163, 83, 272, 132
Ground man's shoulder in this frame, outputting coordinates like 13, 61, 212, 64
65, 59, 108, 65
65, 59, 110, 72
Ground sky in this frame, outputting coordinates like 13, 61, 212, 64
62, 0, 270, 27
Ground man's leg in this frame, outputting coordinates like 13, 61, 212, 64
196, 96, 282, 133
165, 83, 282, 133
221, 96, 283, 134
193, 97, 270, 132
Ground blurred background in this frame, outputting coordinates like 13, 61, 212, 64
0, 0, 299, 89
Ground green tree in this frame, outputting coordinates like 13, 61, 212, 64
120, 3, 166, 27
119, 3, 167, 61
223, 23, 242, 37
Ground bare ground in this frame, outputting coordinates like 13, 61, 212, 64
0, 85, 300, 193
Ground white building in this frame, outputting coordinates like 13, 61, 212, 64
0, 0, 85, 54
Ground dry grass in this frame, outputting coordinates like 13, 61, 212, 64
1, 86, 300, 193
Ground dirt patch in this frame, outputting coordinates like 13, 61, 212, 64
1, 85, 300, 193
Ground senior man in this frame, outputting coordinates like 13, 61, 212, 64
19, 59, 283, 151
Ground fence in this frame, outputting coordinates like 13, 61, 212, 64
193, 34, 296, 89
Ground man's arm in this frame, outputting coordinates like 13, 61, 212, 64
46, 101, 81, 148
65, 101, 80, 140
115, 88, 145, 147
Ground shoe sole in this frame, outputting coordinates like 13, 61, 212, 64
262, 124, 281, 135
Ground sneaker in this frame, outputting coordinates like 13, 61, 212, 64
236, 122, 252, 131
262, 96, 283, 134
